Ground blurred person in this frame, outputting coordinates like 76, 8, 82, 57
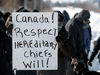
65, 10, 91, 75
88, 37, 100, 66
0, 11, 12, 75
83, 21, 92, 70
3, 11, 12, 75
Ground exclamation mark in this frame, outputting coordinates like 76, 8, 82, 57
37, 60, 39, 68
42, 60, 44, 68
52, 13, 54, 23
46, 58, 49, 68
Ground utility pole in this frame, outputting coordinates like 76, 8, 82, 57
10, 0, 12, 12
49, 0, 52, 8
47, 0, 51, 8
33, 0, 36, 9
24, 0, 27, 8
99, 0, 100, 10
40, 0, 43, 11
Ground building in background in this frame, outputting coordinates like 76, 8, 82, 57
0, 0, 99, 12
0, 0, 51, 12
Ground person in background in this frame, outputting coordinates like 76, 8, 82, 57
63, 10, 70, 25
65, 10, 91, 75
88, 37, 100, 66
36, 10, 75, 75
0, 11, 12, 75
65, 12, 79, 75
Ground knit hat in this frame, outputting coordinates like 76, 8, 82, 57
75, 10, 90, 22
16, 7, 30, 12
53, 10, 64, 22
33, 9, 39, 12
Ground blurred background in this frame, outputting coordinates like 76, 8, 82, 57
0, 0, 100, 12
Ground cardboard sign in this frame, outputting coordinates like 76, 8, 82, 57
12, 12, 58, 70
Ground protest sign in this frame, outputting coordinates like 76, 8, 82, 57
12, 12, 58, 70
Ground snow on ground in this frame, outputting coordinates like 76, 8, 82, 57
52, 6, 100, 72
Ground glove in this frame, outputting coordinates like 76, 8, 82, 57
87, 60, 92, 66
55, 35, 64, 48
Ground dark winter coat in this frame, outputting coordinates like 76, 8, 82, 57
16, 70, 36, 75
83, 24, 92, 41
89, 37, 100, 62
63, 10, 70, 25
87, 25, 92, 40
0, 12, 12, 75
0, 30, 12, 61
0, 16, 12, 62
37, 26, 75, 75
0, 30, 12, 75
65, 17, 85, 60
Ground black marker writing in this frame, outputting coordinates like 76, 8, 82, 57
16, 14, 49, 23
14, 27, 57, 38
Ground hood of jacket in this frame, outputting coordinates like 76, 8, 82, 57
75, 10, 90, 22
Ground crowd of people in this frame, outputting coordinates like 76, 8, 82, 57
0, 6, 100, 75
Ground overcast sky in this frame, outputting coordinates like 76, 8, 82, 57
44, 0, 88, 3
